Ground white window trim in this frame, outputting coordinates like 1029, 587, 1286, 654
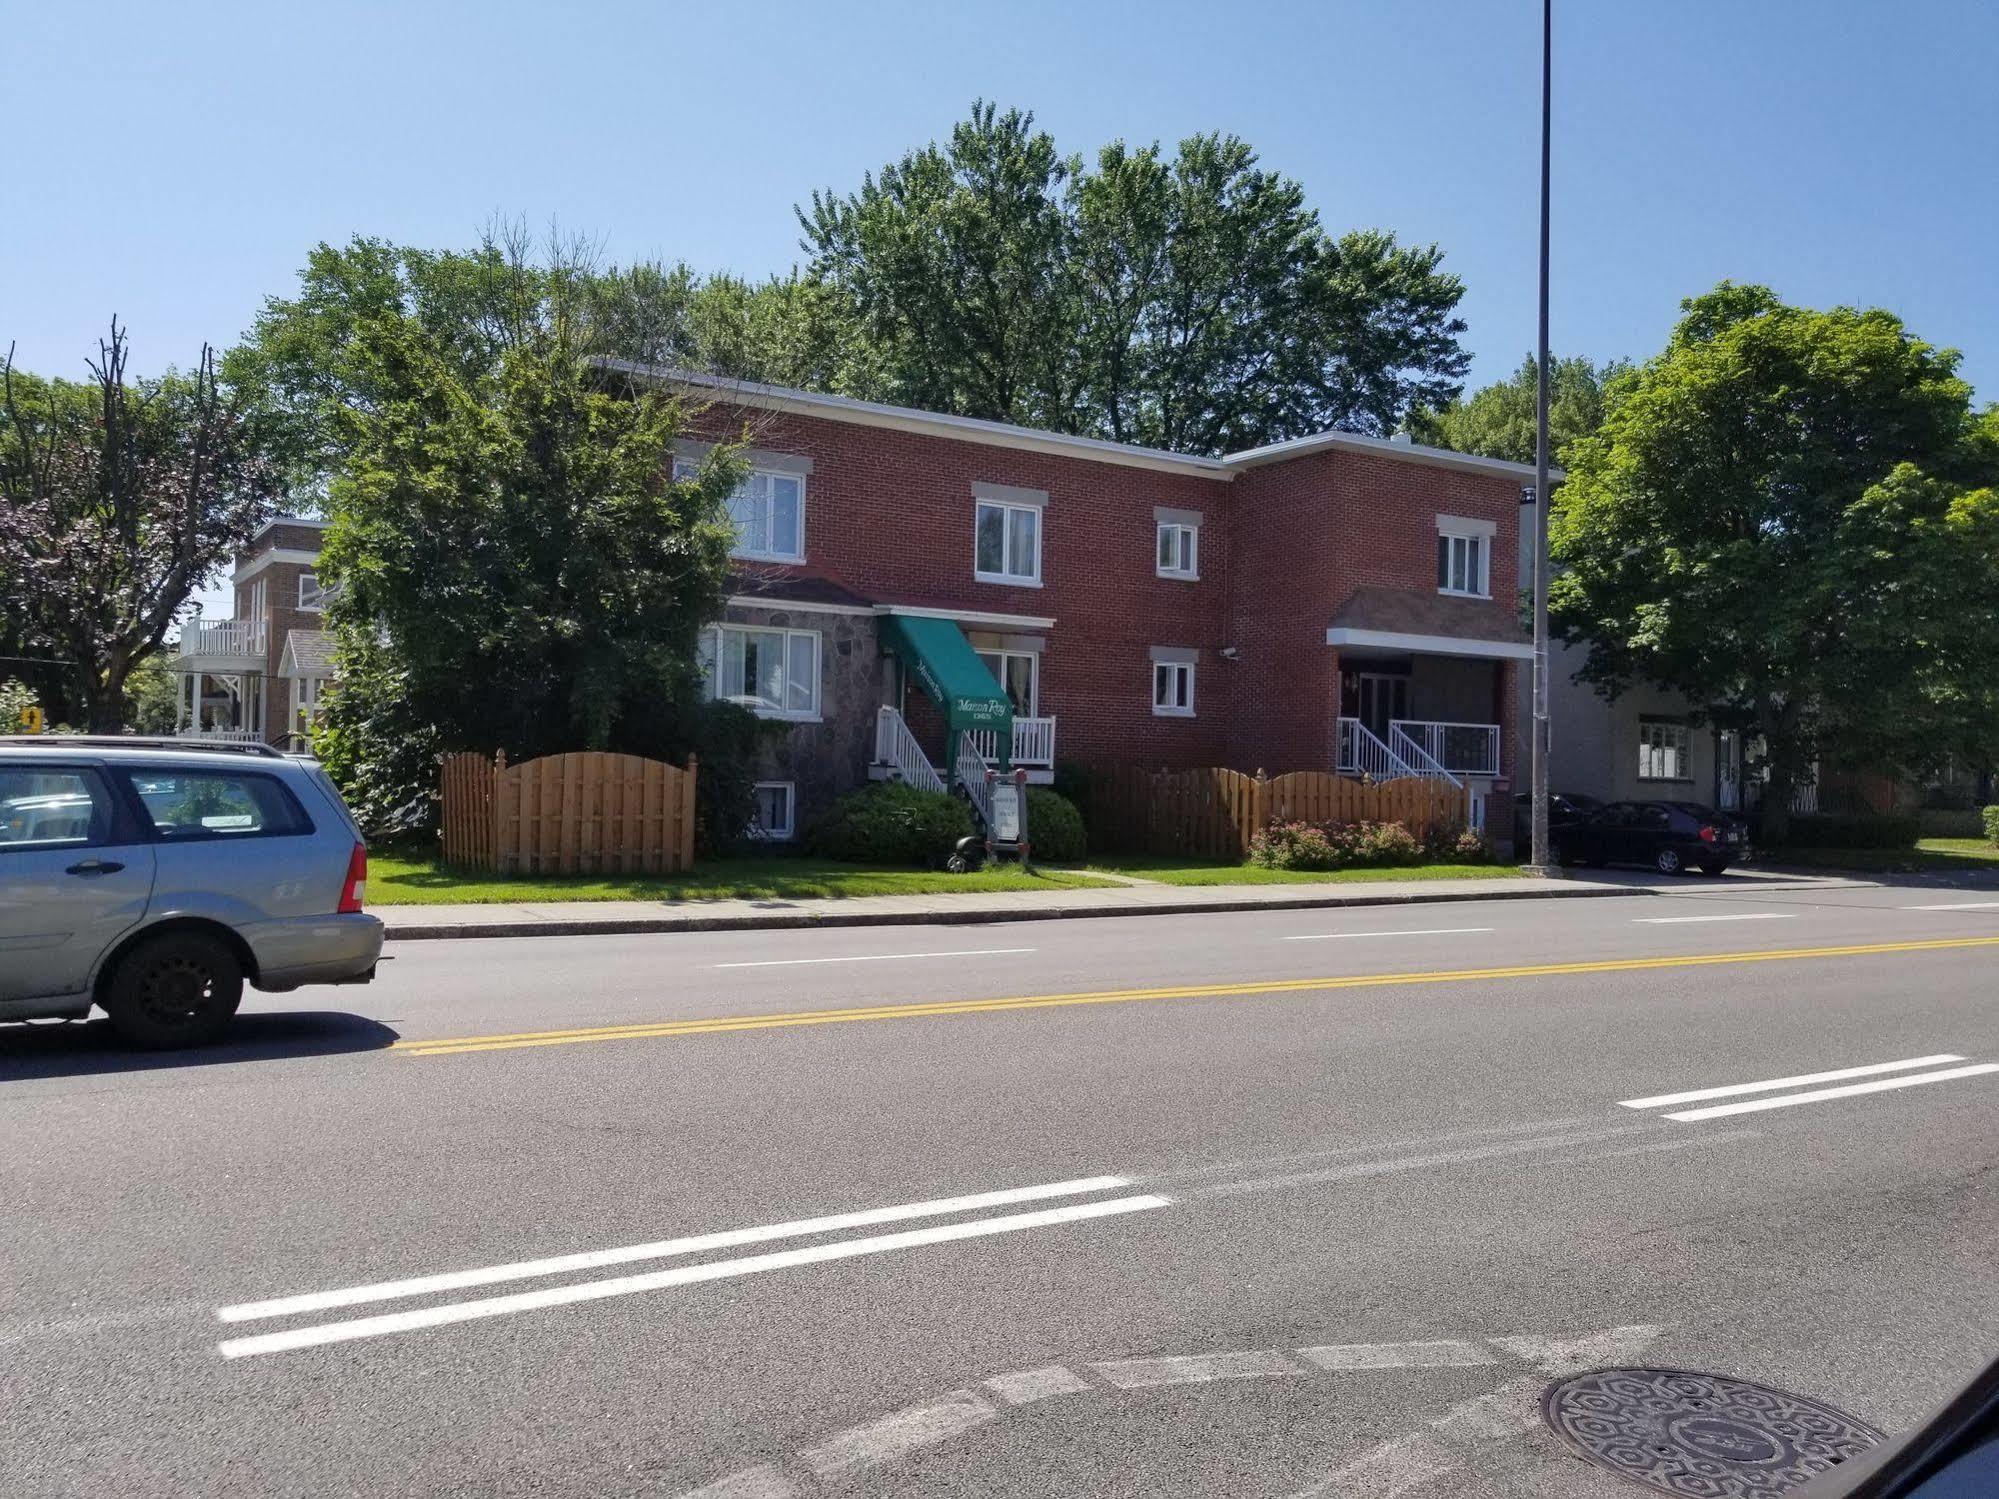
704, 624, 822, 722
1156, 521, 1200, 580
748, 781, 796, 841
973, 498, 1044, 587
1638, 720, 1694, 782
1436, 525, 1492, 599
1151, 660, 1196, 717
291, 675, 323, 733
297, 572, 327, 611
676, 457, 808, 565
974, 647, 1040, 716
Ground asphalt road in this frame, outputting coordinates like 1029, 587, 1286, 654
6, 875, 1999, 1497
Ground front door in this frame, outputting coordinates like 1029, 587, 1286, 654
0, 764, 156, 1003
1356, 673, 1409, 742
1717, 730, 1743, 811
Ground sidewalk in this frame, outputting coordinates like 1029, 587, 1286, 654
378, 867, 1869, 941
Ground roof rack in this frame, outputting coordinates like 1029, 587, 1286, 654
0, 735, 284, 758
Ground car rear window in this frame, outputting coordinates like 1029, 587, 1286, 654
120, 769, 314, 840
0, 767, 114, 851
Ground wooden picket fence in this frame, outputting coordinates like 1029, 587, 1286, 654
439, 750, 697, 875
1086, 765, 1471, 860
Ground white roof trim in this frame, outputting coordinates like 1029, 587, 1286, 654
1324, 627, 1534, 660
232, 548, 321, 584
723, 594, 873, 617
597, 359, 1235, 480
1228, 429, 1562, 483
252, 516, 331, 540
875, 603, 1057, 631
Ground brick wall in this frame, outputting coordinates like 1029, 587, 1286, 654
229, 525, 328, 745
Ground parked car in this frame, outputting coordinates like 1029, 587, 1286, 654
1553, 798, 1748, 876
1512, 790, 1604, 850
0, 737, 381, 1047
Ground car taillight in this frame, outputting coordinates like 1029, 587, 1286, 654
1698, 824, 1718, 843
338, 842, 367, 913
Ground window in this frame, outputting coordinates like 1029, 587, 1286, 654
1152, 660, 1195, 717
748, 782, 795, 841
703, 625, 820, 720
119, 770, 313, 840
297, 572, 329, 610
975, 500, 1041, 585
974, 650, 1038, 716
0, 768, 113, 851
1638, 720, 1692, 781
246, 576, 267, 624
675, 459, 805, 563
1436, 530, 1490, 597
1156, 522, 1199, 580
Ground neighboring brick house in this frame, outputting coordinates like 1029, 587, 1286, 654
172, 519, 335, 750
174, 370, 1542, 844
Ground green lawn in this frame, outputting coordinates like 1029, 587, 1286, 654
368, 853, 1115, 905
1085, 855, 1528, 887
1755, 838, 1999, 875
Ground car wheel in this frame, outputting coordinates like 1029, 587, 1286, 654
103, 931, 244, 1049
1654, 848, 1685, 876
945, 850, 974, 874
1549, 841, 1576, 868
1699, 861, 1730, 877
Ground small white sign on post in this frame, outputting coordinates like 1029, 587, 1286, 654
990, 780, 1021, 844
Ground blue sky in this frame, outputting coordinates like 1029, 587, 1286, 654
6, 0, 1994, 406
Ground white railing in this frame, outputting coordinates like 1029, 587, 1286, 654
1387, 724, 1464, 788
178, 619, 265, 658
1390, 720, 1501, 777
955, 734, 995, 828
1337, 717, 1420, 780
177, 726, 265, 744
965, 715, 1058, 768
873, 707, 945, 795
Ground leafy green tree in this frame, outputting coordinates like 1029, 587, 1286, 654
1, 324, 279, 730
1409, 353, 1629, 465
802, 105, 1470, 453
1550, 283, 1999, 840
121, 652, 181, 734
309, 252, 754, 837
799, 101, 1079, 428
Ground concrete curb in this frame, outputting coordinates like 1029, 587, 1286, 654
380, 878, 1667, 942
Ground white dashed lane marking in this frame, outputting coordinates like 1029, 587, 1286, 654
1618, 1054, 1966, 1111
1090, 1350, 1302, 1388
1632, 911, 1794, 924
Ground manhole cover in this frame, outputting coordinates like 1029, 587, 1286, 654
1542, 1367, 1884, 1496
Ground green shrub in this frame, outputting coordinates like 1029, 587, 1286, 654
806, 782, 976, 865
1421, 821, 1494, 864
1984, 805, 1999, 846
1249, 818, 1431, 871
1025, 787, 1086, 862
1250, 821, 1341, 870
1776, 813, 1921, 850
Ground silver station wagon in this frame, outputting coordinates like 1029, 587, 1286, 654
0, 738, 382, 1048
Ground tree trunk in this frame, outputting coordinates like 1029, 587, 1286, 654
1761, 761, 1794, 847
85, 660, 130, 734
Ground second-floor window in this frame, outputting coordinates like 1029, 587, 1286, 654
975, 499, 1041, 585
676, 460, 806, 563
1436, 527, 1490, 598
1156, 522, 1198, 580
298, 572, 329, 611
703, 624, 820, 720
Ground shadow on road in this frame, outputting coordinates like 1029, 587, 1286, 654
0, 1010, 400, 1080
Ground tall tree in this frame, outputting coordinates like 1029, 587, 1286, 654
1409, 353, 1629, 465
310, 251, 754, 834
1549, 284, 1999, 839
799, 101, 1078, 427
803, 106, 1470, 454
0, 324, 279, 730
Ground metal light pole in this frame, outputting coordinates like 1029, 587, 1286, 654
1529, 0, 1554, 872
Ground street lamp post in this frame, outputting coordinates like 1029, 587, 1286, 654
1529, 0, 1554, 873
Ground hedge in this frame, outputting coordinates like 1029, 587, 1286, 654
1774, 812, 1921, 850
1983, 805, 1999, 845
806, 782, 975, 865
1025, 788, 1085, 862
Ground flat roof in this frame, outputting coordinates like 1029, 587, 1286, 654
598, 359, 1556, 484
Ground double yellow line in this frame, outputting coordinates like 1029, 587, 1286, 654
392, 934, 1999, 1059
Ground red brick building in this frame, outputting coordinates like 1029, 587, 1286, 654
177, 368, 1537, 841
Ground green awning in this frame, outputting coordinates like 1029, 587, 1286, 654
879, 613, 1013, 733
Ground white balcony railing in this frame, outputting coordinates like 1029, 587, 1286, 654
873, 707, 945, 795
966, 715, 1057, 768
1390, 719, 1501, 777
1337, 717, 1418, 780
178, 619, 266, 659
